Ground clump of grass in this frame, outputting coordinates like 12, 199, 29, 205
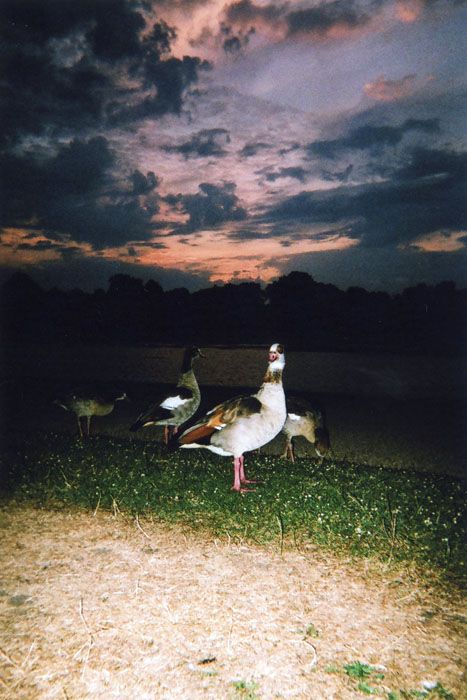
336, 662, 455, 699
344, 661, 384, 680
2, 432, 466, 581
231, 679, 260, 699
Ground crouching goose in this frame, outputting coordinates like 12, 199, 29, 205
282, 395, 330, 462
54, 390, 128, 438
178, 343, 286, 492
130, 346, 203, 443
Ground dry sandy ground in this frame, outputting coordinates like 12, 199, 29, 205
0, 504, 465, 700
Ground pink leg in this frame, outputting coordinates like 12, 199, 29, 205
239, 455, 259, 485
231, 456, 255, 493
232, 456, 241, 491
164, 425, 170, 444
288, 441, 295, 463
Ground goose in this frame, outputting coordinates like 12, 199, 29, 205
54, 390, 128, 437
178, 343, 286, 492
130, 346, 204, 443
282, 395, 330, 463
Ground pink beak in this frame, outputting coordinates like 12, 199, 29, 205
269, 352, 278, 362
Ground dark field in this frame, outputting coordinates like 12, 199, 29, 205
2, 344, 466, 476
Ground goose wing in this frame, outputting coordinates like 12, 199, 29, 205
130, 386, 195, 431
179, 395, 262, 445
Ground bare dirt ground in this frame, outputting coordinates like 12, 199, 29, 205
1, 504, 466, 700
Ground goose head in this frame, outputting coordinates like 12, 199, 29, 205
268, 343, 285, 370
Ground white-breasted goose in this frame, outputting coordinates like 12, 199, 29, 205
282, 395, 330, 462
178, 343, 286, 492
130, 346, 203, 443
54, 391, 128, 438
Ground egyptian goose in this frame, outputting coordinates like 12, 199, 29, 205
178, 343, 286, 492
130, 346, 203, 443
54, 391, 128, 438
282, 395, 330, 462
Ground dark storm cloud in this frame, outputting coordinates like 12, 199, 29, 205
306, 119, 440, 159
268, 145, 467, 247
222, 0, 390, 39
131, 170, 160, 195
220, 22, 256, 54
394, 146, 466, 181
162, 129, 231, 159
286, 0, 379, 36
224, 0, 286, 25
0, 0, 206, 149
16, 240, 78, 254
322, 164, 354, 182
166, 182, 247, 232
239, 141, 272, 157
110, 55, 208, 125
1, 137, 159, 248
264, 167, 309, 182
276, 245, 467, 293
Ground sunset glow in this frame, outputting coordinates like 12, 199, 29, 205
1, 0, 466, 292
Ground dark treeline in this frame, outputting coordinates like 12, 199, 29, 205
1, 270, 466, 354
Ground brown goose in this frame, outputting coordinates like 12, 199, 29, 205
282, 395, 330, 462
130, 346, 203, 443
178, 343, 286, 492
54, 390, 128, 437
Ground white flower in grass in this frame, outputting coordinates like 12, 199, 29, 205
422, 680, 437, 690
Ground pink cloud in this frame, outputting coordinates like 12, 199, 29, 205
408, 230, 467, 253
363, 74, 420, 101
395, 0, 424, 23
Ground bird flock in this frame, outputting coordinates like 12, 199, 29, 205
54, 343, 330, 492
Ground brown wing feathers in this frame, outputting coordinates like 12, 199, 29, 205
179, 395, 262, 445
178, 422, 217, 444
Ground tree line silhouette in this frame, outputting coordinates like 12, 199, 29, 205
2, 270, 466, 354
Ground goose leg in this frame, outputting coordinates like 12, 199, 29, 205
165, 425, 177, 444
232, 456, 255, 493
314, 443, 325, 464
77, 416, 83, 438
86, 416, 91, 436
288, 440, 295, 463
281, 439, 290, 460
239, 455, 260, 485
232, 456, 242, 492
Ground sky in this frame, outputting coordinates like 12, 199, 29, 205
1, 0, 466, 293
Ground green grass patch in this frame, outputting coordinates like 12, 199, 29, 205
339, 662, 456, 698
1, 432, 466, 581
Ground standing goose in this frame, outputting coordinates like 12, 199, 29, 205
54, 391, 128, 438
130, 346, 203, 443
282, 395, 330, 462
178, 343, 286, 492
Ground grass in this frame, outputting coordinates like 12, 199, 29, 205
1, 431, 466, 582
336, 661, 457, 698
